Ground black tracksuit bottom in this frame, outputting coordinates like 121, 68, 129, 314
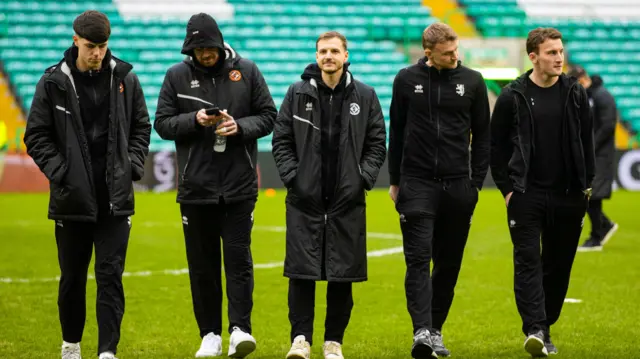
288, 279, 354, 346
507, 188, 588, 335
587, 199, 613, 240
55, 215, 131, 356
395, 176, 479, 333
180, 199, 255, 337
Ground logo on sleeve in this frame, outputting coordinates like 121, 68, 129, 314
190, 80, 200, 88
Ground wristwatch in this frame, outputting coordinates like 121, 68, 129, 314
583, 188, 593, 199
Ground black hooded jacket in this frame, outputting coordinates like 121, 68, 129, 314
272, 65, 387, 281
587, 75, 617, 199
490, 70, 595, 197
24, 47, 151, 222
388, 57, 491, 188
64, 46, 112, 213
301, 63, 349, 206
154, 13, 277, 204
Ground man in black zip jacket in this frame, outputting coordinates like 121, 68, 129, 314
23, 11, 150, 359
272, 31, 386, 359
387, 23, 490, 358
490, 28, 595, 357
568, 66, 619, 252
154, 13, 276, 359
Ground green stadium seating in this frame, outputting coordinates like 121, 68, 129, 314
460, 0, 640, 136
0, 0, 435, 151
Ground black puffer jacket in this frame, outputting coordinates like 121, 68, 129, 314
490, 70, 595, 196
272, 67, 387, 282
24, 48, 151, 222
154, 13, 276, 204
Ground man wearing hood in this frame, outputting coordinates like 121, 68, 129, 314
154, 12, 276, 359
388, 22, 490, 358
272, 31, 386, 359
23, 10, 151, 359
568, 66, 619, 252
491, 28, 595, 357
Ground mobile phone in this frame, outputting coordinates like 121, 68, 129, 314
205, 107, 220, 116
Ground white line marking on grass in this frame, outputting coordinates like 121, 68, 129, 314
0, 244, 404, 284
0, 222, 403, 241
564, 298, 583, 303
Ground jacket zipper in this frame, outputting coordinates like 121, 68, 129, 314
436, 80, 441, 175
513, 89, 532, 193
182, 146, 194, 180
244, 146, 254, 169
108, 71, 115, 213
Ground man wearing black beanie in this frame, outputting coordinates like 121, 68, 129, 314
24, 10, 151, 359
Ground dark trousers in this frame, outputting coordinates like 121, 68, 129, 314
507, 189, 587, 334
288, 279, 354, 345
396, 177, 478, 333
180, 200, 255, 337
587, 199, 612, 240
55, 215, 131, 355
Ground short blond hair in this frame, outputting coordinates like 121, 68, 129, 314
422, 22, 458, 50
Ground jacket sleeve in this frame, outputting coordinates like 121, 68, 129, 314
470, 76, 491, 190
579, 86, 596, 188
593, 89, 617, 153
490, 89, 515, 197
154, 68, 201, 141
23, 77, 68, 185
388, 70, 407, 186
360, 88, 387, 190
271, 85, 298, 187
236, 63, 277, 140
128, 74, 152, 181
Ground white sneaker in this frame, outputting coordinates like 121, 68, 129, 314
195, 332, 222, 357
98, 351, 118, 359
323, 341, 344, 359
228, 326, 256, 358
61, 342, 81, 359
286, 335, 311, 359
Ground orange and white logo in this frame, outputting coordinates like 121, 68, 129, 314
229, 70, 242, 82
119, 83, 124, 93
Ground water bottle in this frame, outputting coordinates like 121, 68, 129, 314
214, 123, 227, 153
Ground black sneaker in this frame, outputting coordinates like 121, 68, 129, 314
412, 328, 438, 358
544, 333, 558, 355
431, 330, 450, 357
577, 237, 603, 252
524, 330, 548, 357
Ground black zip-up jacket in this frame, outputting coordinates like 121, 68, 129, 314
24, 48, 151, 222
154, 13, 276, 204
388, 58, 490, 188
300, 63, 348, 205
490, 70, 596, 197
587, 75, 617, 199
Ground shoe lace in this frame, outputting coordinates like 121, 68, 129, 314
292, 338, 308, 351
414, 328, 430, 341
324, 342, 342, 355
